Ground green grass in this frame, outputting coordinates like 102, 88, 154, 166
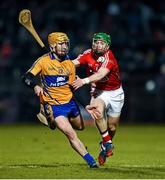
0, 123, 165, 179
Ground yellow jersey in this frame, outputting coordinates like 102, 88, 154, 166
29, 53, 75, 105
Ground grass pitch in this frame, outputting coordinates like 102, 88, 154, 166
0, 123, 165, 179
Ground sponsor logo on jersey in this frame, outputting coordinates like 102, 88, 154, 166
45, 75, 68, 87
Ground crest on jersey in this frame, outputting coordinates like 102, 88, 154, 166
58, 68, 64, 74
97, 56, 106, 63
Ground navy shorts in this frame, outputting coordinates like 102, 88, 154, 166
44, 99, 80, 119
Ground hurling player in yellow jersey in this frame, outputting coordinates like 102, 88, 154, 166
22, 32, 98, 168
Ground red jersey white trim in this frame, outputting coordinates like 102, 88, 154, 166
78, 49, 121, 90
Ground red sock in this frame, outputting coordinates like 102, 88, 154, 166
101, 131, 112, 144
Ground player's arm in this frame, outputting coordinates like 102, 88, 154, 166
72, 67, 110, 90
22, 72, 43, 96
86, 67, 109, 83
22, 58, 43, 96
22, 72, 37, 89
72, 50, 90, 67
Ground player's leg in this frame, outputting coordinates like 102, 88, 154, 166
90, 98, 107, 133
107, 116, 120, 139
106, 86, 124, 139
90, 98, 112, 165
55, 115, 98, 168
99, 87, 124, 160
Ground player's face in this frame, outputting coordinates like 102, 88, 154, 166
50, 41, 69, 57
92, 40, 109, 55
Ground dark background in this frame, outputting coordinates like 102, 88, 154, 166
0, 0, 165, 124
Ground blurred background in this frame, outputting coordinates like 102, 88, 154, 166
0, 0, 165, 124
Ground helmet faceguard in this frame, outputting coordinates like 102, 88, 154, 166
48, 32, 70, 58
93, 32, 111, 46
92, 33, 111, 55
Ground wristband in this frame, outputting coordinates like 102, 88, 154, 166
82, 78, 90, 84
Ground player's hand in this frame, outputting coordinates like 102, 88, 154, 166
72, 77, 84, 90
34, 85, 43, 96
86, 104, 102, 120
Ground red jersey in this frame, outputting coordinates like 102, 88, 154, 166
77, 49, 121, 90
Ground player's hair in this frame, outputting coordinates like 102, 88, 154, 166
48, 32, 69, 45
93, 32, 111, 46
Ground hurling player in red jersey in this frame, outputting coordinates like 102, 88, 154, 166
72, 33, 124, 165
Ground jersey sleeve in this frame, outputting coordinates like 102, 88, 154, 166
28, 58, 42, 76
76, 49, 91, 65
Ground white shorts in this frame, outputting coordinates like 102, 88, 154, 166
97, 86, 124, 117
